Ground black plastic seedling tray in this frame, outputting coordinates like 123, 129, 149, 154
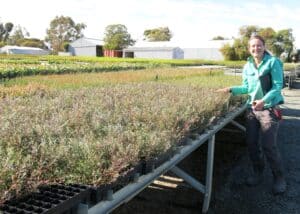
0, 184, 90, 214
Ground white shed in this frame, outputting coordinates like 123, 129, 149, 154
123, 41, 184, 59
0, 45, 49, 55
68, 37, 104, 57
123, 40, 233, 60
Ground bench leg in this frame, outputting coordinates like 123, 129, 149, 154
202, 135, 215, 213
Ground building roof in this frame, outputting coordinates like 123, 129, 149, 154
1, 45, 46, 51
0, 45, 49, 55
124, 41, 180, 51
70, 37, 104, 47
124, 46, 180, 52
127, 39, 234, 49
132, 41, 179, 48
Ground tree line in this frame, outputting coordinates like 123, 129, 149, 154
220, 25, 298, 62
0, 16, 172, 54
0, 16, 298, 62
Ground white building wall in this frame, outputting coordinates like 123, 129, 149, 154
133, 50, 174, 59
69, 37, 103, 56
183, 48, 224, 60
123, 40, 232, 60
70, 46, 97, 56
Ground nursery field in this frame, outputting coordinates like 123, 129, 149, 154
0, 54, 298, 81
0, 54, 248, 80
0, 55, 247, 205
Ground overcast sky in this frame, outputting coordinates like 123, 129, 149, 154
1, 0, 300, 48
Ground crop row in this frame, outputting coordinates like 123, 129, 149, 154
1, 54, 298, 81
0, 62, 166, 79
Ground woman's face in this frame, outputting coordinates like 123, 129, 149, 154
248, 38, 265, 60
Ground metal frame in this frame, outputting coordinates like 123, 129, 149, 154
284, 65, 300, 89
82, 104, 247, 214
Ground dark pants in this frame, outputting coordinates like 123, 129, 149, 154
245, 108, 284, 176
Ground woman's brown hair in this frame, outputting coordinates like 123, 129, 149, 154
248, 35, 265, 46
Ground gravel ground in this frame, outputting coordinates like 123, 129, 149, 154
113, 80, 300, 214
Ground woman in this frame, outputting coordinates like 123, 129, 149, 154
218, 35, 286, 194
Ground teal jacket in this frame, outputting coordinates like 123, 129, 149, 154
231, 53, 284, 108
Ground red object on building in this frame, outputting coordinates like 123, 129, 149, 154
104, 50, 123, 57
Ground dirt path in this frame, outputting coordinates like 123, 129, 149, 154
113, 80, 300, 214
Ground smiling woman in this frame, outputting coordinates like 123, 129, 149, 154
217, 34, 287, 195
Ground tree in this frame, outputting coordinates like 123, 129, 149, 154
0, 21, 14, 42
212, 36, 225, 40
220, 43, 237, 60
4, 24, 47, 49
220, 25, 260, 60
143, 27, 172, 41
7, 25, 30, 45
257, 27, 276, 54
45, 16, 86, 53
220, 25, 295, 61
233, 38, 249, 60
258, 27, 276, 41
273, 29, 294, 62
103, 24, 135, 50
17, 38, 48, 49
239, 25, 260, 39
